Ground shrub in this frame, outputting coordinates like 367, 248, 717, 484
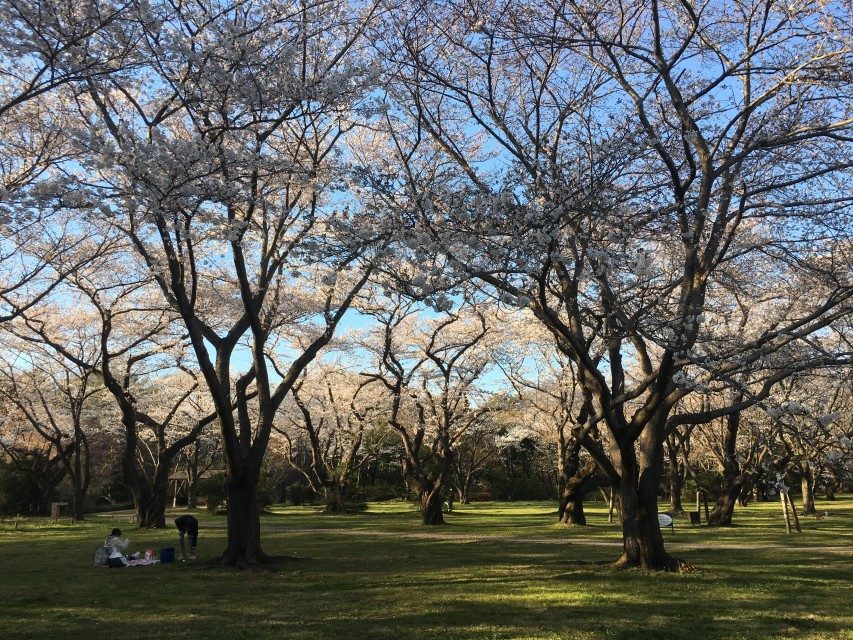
286, 483, 316, 506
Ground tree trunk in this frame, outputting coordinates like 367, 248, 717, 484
800, 465, 816, 515
560, 497, 586, 525
137, 464, 170, 528
707, 477, 742, 526
558, 460, 597, 526
323, 485, 348, 514
613, 433, 678, 571
421, 490, 444, 525
665, 436, 685, 514
70, 430, 88, 521
708, 411, 743, 527
669, 475, 683, 514
187, 481, 198, 508
616, 477, 677, 570
71, 485, 86, 522
221, 474, 267, 567
737, 488, 751, 507
781, 491, 792, 533
138, 489, 168, 528
456, 485, 469, 505
134, 461, 174, 528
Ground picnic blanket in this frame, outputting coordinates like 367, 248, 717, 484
125, 558, 158, 567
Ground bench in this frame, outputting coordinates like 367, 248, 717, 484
50, 502, 69, 520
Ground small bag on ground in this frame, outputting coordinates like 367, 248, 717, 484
93, 546, 110, 567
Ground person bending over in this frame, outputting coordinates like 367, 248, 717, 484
175, 514, 199, 560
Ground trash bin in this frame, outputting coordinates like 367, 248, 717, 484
688, 511, 701, 525
160, 547, 176, 564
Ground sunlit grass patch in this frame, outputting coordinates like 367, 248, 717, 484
0, 497, 850, 639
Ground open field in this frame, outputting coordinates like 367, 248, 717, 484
1, 497, 851, 640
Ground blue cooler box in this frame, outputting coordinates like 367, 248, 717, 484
160, 547, 176, 564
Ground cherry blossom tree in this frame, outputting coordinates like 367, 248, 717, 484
359, 296, 498, 524
12, 244, 217, 527
0, 0, 137, 119
500, 333, 611, 525
374, 0, 853, 569
0, 0, 139, 323
770, 370, 853, 514
276, 364, 387, 512
61, 0, 389, 565
0, 341, 103, 520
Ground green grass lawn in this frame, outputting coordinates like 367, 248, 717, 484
1, 497, 850, 640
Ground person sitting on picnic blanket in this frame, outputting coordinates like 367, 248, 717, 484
175, 515, 199, 560
104, 528, 132, 566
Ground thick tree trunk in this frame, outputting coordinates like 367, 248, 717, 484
558, 460, 597, 525
616, 477, 677, 570
613, 433, 678, 571
402, 445, 451, 525
707, 477, 742, 526
800, 466, 816, 515
138, 490, 168, 528
560, 498, 586, 525
221, 474, 267, 567
323, 485, 349, 513
134, 463, 174, 528
421, 491, 444, 525
556, 436, 590, 525
137, 465, 170, 528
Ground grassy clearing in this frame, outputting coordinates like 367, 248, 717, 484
1, 497, 850, 640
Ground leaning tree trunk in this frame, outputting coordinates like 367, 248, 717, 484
707, 477, 743, 526
800, 464, 816, 515
614, 431, 678, 571
560, 497, 586, 525
558, 460, 597, 525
